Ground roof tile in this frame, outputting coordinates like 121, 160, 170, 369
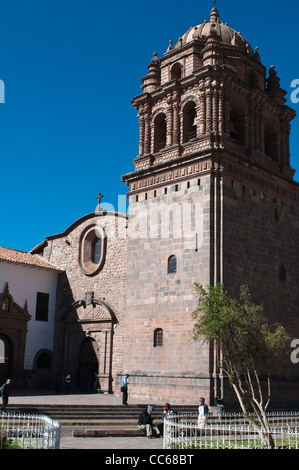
0, 246, 62, 271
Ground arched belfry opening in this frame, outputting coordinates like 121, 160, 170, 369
153, 112, 167, 152
183, 101, 197, 143
264, 122, 279, 163
171, 62, 182, 81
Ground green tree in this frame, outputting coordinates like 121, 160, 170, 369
192, 283, 291, 448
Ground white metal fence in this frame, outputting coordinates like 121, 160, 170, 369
0, 413, 61, 449
163, 412, 299, 449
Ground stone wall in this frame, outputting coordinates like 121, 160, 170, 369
42, 212, 127, 392
222, 167, 299, 407
122, 173, 214, 404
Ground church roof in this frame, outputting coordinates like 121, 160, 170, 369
0, 246, 62, 271
178, 7, 252, 53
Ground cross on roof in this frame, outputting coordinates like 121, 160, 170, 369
96, 193, 104, 205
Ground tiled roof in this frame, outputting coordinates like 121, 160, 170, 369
0, 246, 62, 271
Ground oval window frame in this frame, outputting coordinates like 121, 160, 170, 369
79, 224, 107, 276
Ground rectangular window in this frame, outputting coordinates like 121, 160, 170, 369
35, 292, 49, 322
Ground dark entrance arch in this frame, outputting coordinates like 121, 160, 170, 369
0, 334, 12, 384
79, 337, 99, 391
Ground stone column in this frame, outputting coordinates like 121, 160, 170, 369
144, 111, 151, 155
218, 85, 224, 135
172, 92, 180, 145
138, 111, 145, 156
286, 123, 291, 166
206, 88, 212, 133
260, 115, 265, 154
198, 89, 206, 135
166, 96, 173, 147
254, 110, 260, 150
212, 87, 218, 133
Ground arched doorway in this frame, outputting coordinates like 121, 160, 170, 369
79, 337, 99, 391
0, 334, 12, 385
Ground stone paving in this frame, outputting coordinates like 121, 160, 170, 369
9, 389, 165, 450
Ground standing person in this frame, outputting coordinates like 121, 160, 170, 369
138, 405, 161, 439
121, 374, 129, 405
160, 402, 176, 435
0, 379, 11, 414
93, 371, 100, 393
197, 397, 209, 428
65, 372, 71, 394
214, 396, 225, 415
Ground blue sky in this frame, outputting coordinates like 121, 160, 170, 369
0, 0, 298, 252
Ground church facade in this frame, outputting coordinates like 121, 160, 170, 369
1, 7, 299, 407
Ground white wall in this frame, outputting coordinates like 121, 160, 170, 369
0, 261, 58, 370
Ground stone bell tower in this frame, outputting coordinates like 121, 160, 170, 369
121, 7, 299, 407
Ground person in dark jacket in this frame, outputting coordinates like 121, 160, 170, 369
0, 379, 11, 414
138, 405, 161, 439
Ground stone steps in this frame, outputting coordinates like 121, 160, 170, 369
6, 403, 222, 437
7, 403, 200, 420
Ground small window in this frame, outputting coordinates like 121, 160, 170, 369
168, 255, 177, 274
279, 264, 286, 282
35, 292, 49, 322
154, 328, 163, 347
92, 237, 102, 264
1, 296, 10, 312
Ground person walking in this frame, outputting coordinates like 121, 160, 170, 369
121, 374, 129, 405
0, 379, 11, 414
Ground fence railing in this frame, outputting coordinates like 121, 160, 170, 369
0, 413, 61, 449
163, 412, 299, 449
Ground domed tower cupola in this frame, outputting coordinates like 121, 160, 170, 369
125, 6, 296, 184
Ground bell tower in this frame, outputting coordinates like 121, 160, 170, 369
121, 7, 299, 407
123, 6, 295, 186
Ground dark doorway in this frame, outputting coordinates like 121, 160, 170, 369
79, 338, 99, 391
0, 334, 12, 385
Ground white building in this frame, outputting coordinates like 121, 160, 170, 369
0, 247, 61, 387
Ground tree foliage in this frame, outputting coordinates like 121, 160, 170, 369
192, 283, 291, 446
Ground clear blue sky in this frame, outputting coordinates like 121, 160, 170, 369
0, 0, 298, 252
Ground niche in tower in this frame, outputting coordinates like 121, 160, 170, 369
264, 122, 278, 163
229, 104, 245, 146
153, 112, 167, 152
183, 101, 197, 143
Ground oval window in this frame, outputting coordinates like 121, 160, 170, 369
79, 225, 106, 276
